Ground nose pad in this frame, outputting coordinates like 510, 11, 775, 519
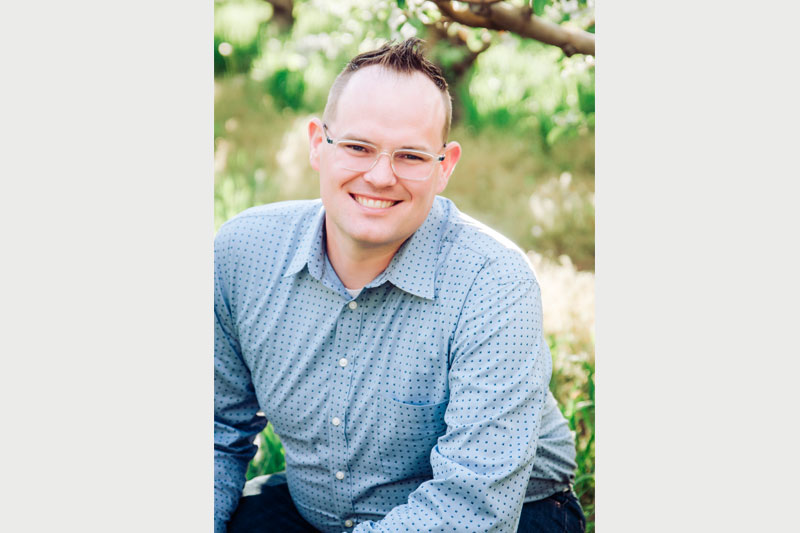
363, 152, 397, 186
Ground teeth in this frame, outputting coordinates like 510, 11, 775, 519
354, 195, 396, 209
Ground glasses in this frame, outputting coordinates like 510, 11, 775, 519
323, 124, 445, 181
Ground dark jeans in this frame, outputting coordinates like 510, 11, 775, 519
228, 474, 586, 532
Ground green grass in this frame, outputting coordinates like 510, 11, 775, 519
550, 337, 595, 532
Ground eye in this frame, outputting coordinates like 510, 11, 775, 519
395, 151, 430, 163
342, 143, 374, 155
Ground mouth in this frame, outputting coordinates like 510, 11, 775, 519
351, 194, 400, 209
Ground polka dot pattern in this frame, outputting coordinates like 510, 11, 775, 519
215, 197, 577, 533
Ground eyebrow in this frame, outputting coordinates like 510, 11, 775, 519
339, 132, 434, 153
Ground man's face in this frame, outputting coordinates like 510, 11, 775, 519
309, 66, 461, 256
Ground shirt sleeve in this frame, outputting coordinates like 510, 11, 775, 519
353, 259, 552, 532
214, 227, 267, 533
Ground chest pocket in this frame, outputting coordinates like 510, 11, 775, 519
378, 396, 448, 480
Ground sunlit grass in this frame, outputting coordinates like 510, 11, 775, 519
533, 251, 595, 530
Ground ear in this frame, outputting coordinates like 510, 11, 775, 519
434, 141, 462, 194
308, 118, 325, 172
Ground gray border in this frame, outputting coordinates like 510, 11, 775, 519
3, 1, 212, 530
598, 2, 799, 531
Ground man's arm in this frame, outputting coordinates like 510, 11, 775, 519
354, 258, 551, 532
214, 227, 267, 533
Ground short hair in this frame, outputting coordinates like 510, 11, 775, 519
322, 38, 452, 144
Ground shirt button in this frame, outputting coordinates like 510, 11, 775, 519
344, 519, 354, 527
348, 301, 357, 310
332, 417, 341, 426
335, 471, 345, 480
338, 358, 348, 367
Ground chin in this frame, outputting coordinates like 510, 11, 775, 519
352, 230, 403, 249
346, 222, 404, 248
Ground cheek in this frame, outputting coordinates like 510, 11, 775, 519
318, 164, 339, 193
318, 174, 337, 209
408, 181, 438, 207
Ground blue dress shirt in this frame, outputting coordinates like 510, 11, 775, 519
215, 197, 577, 532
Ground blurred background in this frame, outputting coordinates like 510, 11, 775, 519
215, 0, 595, 529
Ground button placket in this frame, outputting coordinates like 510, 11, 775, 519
328, 297, 363, 518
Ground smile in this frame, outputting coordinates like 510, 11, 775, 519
352, 194, 399, 209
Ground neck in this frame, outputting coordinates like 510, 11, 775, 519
324, 221, 403, 290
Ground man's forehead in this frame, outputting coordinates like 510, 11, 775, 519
332, 66, 447, 146
337, 66, 444, 114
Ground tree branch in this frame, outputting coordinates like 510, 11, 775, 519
432, 0, 594, 57
264, 0, 294, 30
429, 23, 492, 79
435, 0, 498, 29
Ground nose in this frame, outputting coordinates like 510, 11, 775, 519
363, 151, 397, 188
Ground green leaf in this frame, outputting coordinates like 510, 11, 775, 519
533, 0, 547, 16
408, 17, 425, 33
396, 0, 406, 8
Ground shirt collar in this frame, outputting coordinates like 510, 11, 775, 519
283, 198, 449, 300
283, 204, 327, 281
366, 198, 448, 301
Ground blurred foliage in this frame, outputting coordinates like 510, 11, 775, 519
214, 0, 595, 146
550, 340, 595, 532
246, 422, 286, 479
216, 0, 594, 529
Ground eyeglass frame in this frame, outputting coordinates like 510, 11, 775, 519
322, 123, 446, 181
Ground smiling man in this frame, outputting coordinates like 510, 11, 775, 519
310, 59, 460, 291
215, 39, 584, 533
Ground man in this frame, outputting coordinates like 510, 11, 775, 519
215, 38, 584, 532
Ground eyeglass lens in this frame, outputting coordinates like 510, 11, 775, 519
333, 141, 435, 180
